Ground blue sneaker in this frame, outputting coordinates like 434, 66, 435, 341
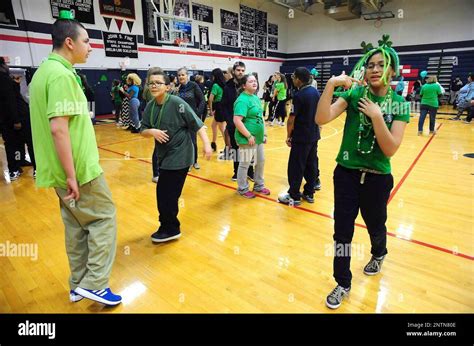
69, 290, 83, 303
74, 287, 122, 306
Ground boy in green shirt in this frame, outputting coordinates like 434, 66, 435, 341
29, 11, 121, 305
315, 35, 409, 309
140, 69, 212, 243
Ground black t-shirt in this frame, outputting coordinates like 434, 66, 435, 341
291, 85, 321, 144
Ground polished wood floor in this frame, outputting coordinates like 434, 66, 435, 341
0, 105, 472, 313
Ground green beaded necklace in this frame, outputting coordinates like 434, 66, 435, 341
357, 86, 393, 155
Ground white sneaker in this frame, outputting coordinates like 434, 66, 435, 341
152, 176, 159, 183
193, 162, 200, 169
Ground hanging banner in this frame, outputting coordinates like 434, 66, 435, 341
142, 0, 160, 46
220, 9, 239, 31
199, 25, 210, 51
103, 32, 138, 58
99, 0, 135, 20
221, 30, 239, 48
174, 0, 190, 18
50, 0, 95, 24
268, 36, 278, 51
192, 2, 213, 23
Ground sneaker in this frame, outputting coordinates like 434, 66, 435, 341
231, 173, 237, 181
363, 255, 386, 276
211, 142, 217, 152
33, 170, 36, 179
418, 131, 422, 136
278, 193, 301, 206
326, 285, 350, 309
240, 191, 256, 199
151, 229, 181, 243
74, 287, 122, 306
193, 162, 200, 169
450, 116, 460, 120
429, 130, 436, 135
70, 290, 83, 303
130, 127, 140, 133
152, 176, 159, 183
280, 122, 285, 127
462, 120, 472, 124
253, 187, 271, 195
270, 119, 275, 126
9, 171, 21, 181
302, 193, 314, 203
314, 178, 321, 191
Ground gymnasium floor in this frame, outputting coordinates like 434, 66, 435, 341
0, 105, 472, 313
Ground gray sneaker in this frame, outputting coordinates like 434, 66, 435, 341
152, 176, 159, 183
326, 285, 350, 309
277, 193, 301, 206
363, 255, 385, 276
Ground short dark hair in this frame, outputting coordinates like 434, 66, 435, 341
52, 19, 86, 50
293, 67, 311, 84
232, 61, 246, 71
148, 69, 171, 85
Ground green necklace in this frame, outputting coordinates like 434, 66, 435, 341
357, 86, 392, 155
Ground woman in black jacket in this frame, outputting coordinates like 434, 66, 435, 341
176, 67, 206, 170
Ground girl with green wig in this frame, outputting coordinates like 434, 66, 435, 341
315, 35, 410, 310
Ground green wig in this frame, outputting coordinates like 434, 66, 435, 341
353, 34, 400, 86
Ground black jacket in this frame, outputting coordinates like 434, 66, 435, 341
221, 78, 240, 127
0, 71, 20, 126
177, 81, 205, 116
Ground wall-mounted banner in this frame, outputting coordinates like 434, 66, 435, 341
255, 10, 267, 36
50, 0, 95, 24
268, 23, 278, 36
99, 0, 135, 20
220, 9, 238, 31
239, 5, 255, 33
268, 35, 278, 50
221, 30, 239, 48
0, 0, 17, 27
199, 25, 210, 51
240, 31, 255, 57
174, 0, 190, 18
255, 35, 267, 59
192, 2, 213, 23
103, 32, 138, 58
142, 0, 159, 46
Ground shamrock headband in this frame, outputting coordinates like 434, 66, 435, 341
353, 34, 400, 86
58, 10, 75, 20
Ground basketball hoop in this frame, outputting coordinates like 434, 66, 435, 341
174, 38, 189, 54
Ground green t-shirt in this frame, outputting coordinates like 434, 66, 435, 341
29, 53, 103, 189
275, 82, 287, 101
141, 94, 204, 170
211, 83, 223, 102
420, 83, 442, 108
111, 86, 122, 104
336, 86, 410, 174
233, 92, 265, 145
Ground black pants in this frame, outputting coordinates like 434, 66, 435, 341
466, 106, 474, 122
1, 124, 22, 172
114, 102, 121, 122
19, 120, 36, 169
333, 165, 393, 288
191, 131, 198, 164
156, 168, 189, 233
227, 125, 254, 176
152, 141, 159, 177
287, 141, 319, 200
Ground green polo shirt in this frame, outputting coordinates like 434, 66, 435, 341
233, 92, 265, 145
141, 94, 204, 170
337, 86, 410, 174
420, 83, 442, 108
29, 53, 103, 188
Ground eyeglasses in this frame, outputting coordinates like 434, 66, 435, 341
366, 62, 385, 71
147, 82, 167, 87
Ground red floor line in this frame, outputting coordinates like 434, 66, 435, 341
97, 141, 473, 262
100, 137, 146, 147
388, 123, 442, 204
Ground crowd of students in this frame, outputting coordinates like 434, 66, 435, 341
2, 11, 473, 312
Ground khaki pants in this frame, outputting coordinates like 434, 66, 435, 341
55, 174, 117, 291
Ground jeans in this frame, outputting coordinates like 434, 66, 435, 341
237, 144, 265, 193
333, 165, 393, 288
418, 105, 437, 132
129, 98, 141, 129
